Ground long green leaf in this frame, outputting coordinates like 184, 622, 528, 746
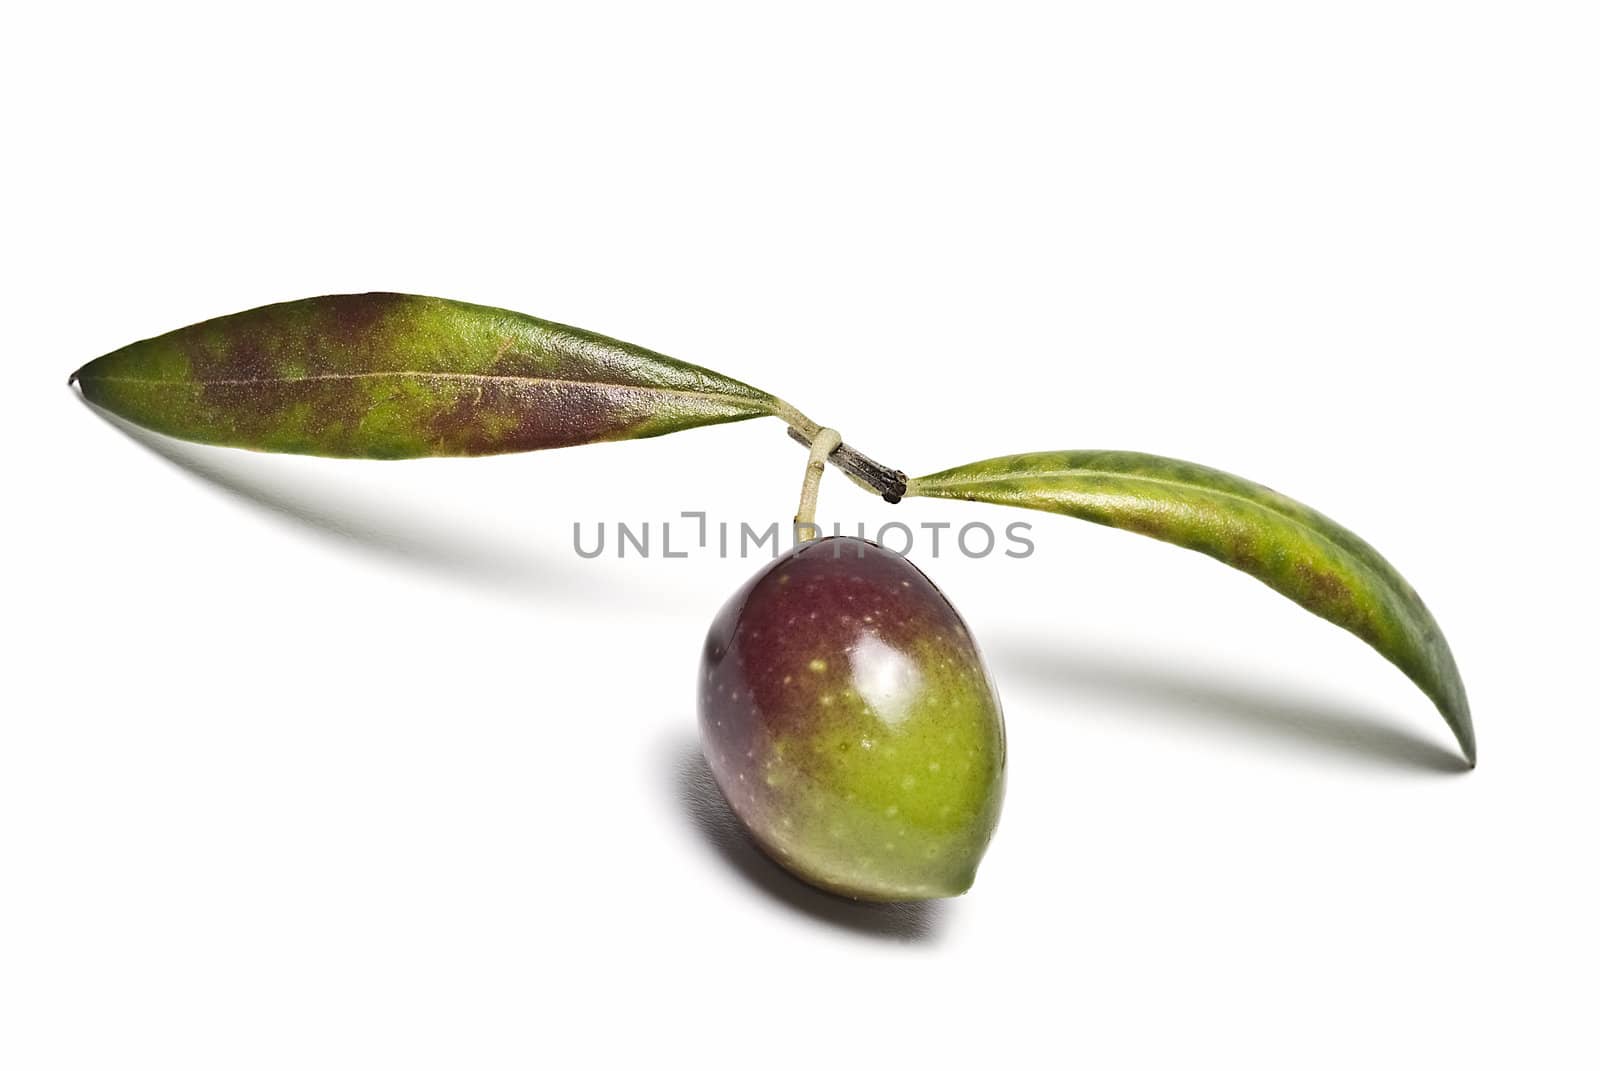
908, 451, 1474, 764
72, 293, 783, 458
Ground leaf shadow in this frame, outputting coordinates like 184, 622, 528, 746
78, 395, 645, 609
988, 637, 1470, 774
666, 736, 948, 943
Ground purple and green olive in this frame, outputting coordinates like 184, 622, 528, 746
700, 537, 1005, 901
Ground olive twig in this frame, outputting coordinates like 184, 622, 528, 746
785, 426, 908, 503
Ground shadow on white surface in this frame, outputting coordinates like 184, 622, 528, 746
668, 737, 949, 943
990, 638, 1470, 774
81, 396, 644, 608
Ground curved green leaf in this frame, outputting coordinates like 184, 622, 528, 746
72, 293, 784, 458
907, 451, 1474, 764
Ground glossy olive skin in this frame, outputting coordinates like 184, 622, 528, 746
699, 538, 1006, 901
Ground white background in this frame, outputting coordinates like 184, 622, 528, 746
4, 3, 1596, 1068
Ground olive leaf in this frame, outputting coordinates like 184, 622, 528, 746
906, 451, 1474, 764
72, 293, 786, 458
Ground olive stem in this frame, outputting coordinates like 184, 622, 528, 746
773, 399, 822, 442
784, 426, 908, 503
794, 427, 842, 540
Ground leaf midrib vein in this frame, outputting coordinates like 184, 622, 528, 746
82, 371, 770, 408
915, 466, 1396, 586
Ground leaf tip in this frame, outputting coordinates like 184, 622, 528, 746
1449, 706, 1477, 769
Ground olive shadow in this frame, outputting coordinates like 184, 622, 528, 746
989, 637, 1470, 774
667, 737, 948, 943
78, 394, 645, 609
